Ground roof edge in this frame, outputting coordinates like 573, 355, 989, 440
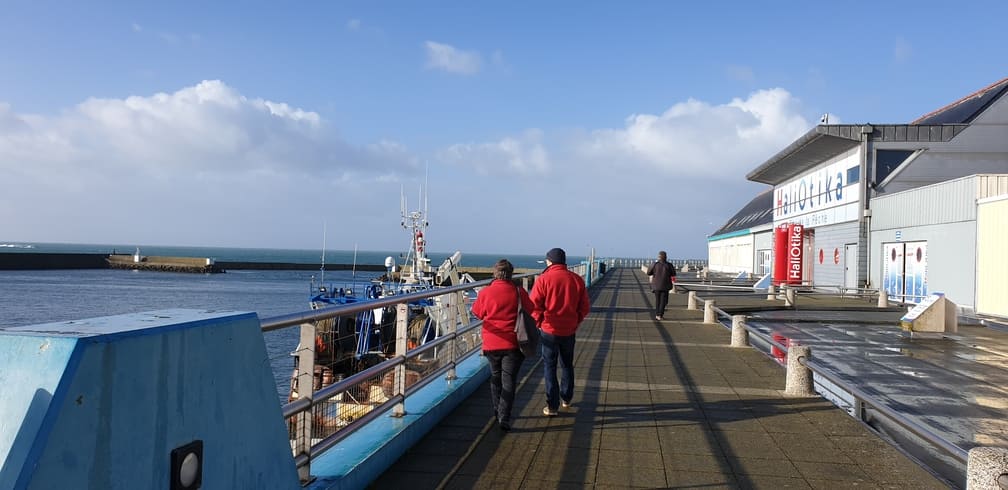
746, 125, 863, 184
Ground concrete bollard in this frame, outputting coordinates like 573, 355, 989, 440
703, 300, 716, 324
784, 286, 796, 307
687, 291, 698, 310
877, 291, 889, 308
967, 446, 1008, 490
731, 315, 749, 347
784, 345, 815, 397
766, 283, 776, 301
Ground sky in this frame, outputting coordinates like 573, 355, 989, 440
1, 1, 1006, 259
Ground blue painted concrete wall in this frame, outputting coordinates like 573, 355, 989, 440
0, 309, 299, 489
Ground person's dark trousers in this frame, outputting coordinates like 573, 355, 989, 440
484, 349, 524, 425
654, 290, 670, 318
540, 331, 576, 411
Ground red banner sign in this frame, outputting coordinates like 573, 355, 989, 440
773, 224, 790, 286
787, 223, 804, 285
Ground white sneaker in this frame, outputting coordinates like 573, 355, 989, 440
543, 406, 558, 416
561, 400, 571, 409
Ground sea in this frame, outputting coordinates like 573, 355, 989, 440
0, 241, 577, 402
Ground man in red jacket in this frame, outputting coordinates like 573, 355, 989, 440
531, 247, 590, 416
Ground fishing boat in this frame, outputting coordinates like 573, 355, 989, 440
287, 188, 474, 409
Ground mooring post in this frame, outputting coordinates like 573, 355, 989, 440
877, 290, 889, 308
703, 300, 716, 324
966, 447, 1008, 490
687, 291, 698, 310
784, 285, 796, 307
731, 315, 749, 347
784, 345, 815, 397
767, 283, 776, 301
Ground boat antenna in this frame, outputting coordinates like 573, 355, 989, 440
352, 242, 358, 281
320, 220, 327, 287
424, 163, 429, 227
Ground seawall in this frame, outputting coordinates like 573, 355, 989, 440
0, 253, 385, 272
0, 253, 108, 270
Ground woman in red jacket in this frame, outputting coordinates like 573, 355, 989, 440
471, 259, 533, 431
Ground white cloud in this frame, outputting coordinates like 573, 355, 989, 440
131, 22, 143, 33
346, 18, 361, 31
0, 81, 420, 248
431, 89, 811, 256
0, 83, 814, 257
424, 41, 482, 75
438, 130, 550, 176
442, 88, 810, 182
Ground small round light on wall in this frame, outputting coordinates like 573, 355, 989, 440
180, 452, 200, 487
170, 440, 203, 490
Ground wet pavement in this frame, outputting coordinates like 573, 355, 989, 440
708, 293, 1008, 486
371, 268, 952, 489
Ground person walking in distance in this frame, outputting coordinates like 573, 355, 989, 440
471, 259, 533, 431
531, 248, 590, 416
647, 250, 676, 321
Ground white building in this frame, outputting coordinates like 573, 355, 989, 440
744, 77, 1008, 317
707, 189, 773, 275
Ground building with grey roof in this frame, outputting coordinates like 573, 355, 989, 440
740, 77, 1008, 318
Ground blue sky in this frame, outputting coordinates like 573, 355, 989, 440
1, 1, 1005, 259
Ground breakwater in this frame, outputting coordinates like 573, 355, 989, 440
0, 252, 386, 272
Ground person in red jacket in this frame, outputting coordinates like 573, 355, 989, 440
471, 259, 533, 431
530, 248, 590, 416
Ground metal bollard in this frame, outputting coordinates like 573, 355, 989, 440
784, 345, 815, 397
877, 291, 889, 308
731, 315, 749, 347
687, 291, 698, 310
784, 286, 796, 307
766, 283, 776, 301
703, 300, 716, 324
966, 447, 1008, 490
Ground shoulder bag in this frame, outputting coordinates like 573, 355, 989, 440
514, 286, 540, 357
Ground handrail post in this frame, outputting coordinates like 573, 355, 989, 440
766, 283, 776, 301
703, 300, 716, 324
294, 322, 316, 482
445, 291, 463, 381
392, 303, 408, 417
784, 345, 815, 397
966, 447, 1008, 489
687, 291, 698, 310
731, 315, 749, 347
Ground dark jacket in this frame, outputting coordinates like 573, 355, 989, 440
530, 264, 590, 336
472, 279, 534, 351
647, 260, 676, 292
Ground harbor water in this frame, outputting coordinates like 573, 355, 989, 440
0, 242, 567, 402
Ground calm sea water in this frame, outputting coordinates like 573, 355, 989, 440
0, 242, 576, 402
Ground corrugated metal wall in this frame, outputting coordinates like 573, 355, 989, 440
976, 196, 1008, 318
978, 174, 1008, 199
810, 222, 859, 287
871, 175, 981, 230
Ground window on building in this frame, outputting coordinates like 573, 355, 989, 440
875, 150, 915, 184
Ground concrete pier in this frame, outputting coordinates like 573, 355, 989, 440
375, 268, 948, 488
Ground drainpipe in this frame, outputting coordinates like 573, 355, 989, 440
860, 124, 874, 288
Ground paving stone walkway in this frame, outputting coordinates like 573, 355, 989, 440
373, 268, 949, 489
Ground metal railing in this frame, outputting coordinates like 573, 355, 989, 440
686, 289, 971, 474
259, 261, 604, 484
262, 276, 499, 482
